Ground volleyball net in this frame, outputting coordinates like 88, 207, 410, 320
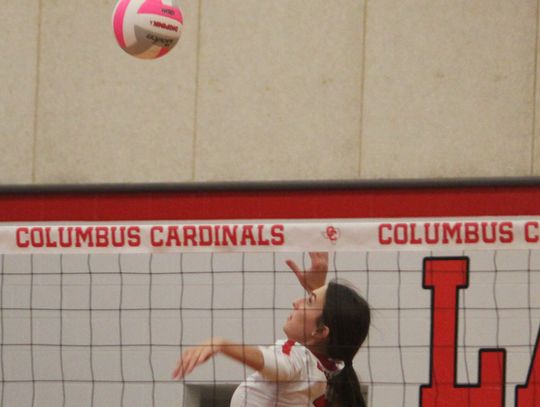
0, 185, 539, 406
0, 219, 540, 406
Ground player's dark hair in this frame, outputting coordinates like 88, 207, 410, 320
321, 280, 370, 407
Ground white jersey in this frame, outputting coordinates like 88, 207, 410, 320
230, 339, 342, 407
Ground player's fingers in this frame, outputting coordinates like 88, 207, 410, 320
286, 260, 307, 286
172, 364, 186, 380
175, 347, 199, 379
182, 352, 198, 375
178, 363, 192, 378
186, 354, 206, 375
286, 259, 302, 274
309, 252, 326, 260
197, 346, 212, 364
310, 252, 328, 268
180, 345, 209, 378
172, 355, 188, 379
172, 365, 180, 379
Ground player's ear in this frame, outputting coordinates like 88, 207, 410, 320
313, 325, 330, 340
320, 325, 330, 339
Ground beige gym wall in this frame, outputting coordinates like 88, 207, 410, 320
0, 0, 538, 184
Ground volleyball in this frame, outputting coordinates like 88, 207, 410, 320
112, 0, 183, 59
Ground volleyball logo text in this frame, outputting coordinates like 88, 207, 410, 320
150, 20, 179, 31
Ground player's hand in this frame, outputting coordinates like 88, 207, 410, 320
286, 252, 328, 293
172, 337, 224, 380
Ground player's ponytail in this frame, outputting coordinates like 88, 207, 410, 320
322, 280, 370, 407
327, 362, 365, 407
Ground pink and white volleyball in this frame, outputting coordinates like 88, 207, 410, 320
112, 0, 183, 59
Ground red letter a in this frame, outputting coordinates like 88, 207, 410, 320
420, 257, 506, 406
516, 327, 540, 406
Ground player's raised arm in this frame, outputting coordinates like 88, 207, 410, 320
286, 252, 328, 293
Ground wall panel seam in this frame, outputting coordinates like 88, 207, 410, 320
191, 0, 204, 181
31, 0, 44, 184
358, 0, 369, 178
531, 0, 540, 175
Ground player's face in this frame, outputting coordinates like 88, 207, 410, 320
283, 285, 327, 345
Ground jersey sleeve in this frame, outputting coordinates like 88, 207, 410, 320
258, 340, 307, 382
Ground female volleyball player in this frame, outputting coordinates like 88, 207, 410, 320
172, 252, 371, 407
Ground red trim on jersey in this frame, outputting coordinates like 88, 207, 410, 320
314, 353, 338, 373
313, 395, 328, 407
282, 340, 295, 356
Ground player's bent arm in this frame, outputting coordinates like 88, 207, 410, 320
218, 338, 265, 372
172, 337, 264, 380
210, 339, 300, 382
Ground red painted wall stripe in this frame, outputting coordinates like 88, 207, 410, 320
1, 185, 540, 222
